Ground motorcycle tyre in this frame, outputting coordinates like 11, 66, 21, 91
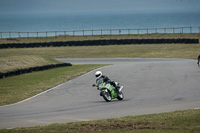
117, 92, 124, 100
102, 91, 112, 102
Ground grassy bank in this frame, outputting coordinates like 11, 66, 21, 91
0, 33, 200, 44
0, 55, 62, 73
1, 109, 199, 133
0, 64, 105, 106
0, 44, 200, 59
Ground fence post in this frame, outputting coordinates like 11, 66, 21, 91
54, 31, 57, 38
199, 27, 200, 33
137, 29, 139, 34
9, 32, 11, 38
190, 27, 192, 33
18, 32, 21, 38
0, 32, 2, 39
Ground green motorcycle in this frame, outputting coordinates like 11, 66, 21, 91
92, 78, 124, 102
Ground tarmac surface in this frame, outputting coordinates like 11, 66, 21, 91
0, 58, 200, 129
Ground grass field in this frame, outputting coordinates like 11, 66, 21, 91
0, 109, 199, 133
1, 44, 200, 59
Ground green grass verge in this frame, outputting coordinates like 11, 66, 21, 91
0, 64, 105, 106
0, 109, 199, 133
0, 44, 200, 59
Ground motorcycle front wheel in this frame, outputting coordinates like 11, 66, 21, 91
102, 91, 112, 102
117, 92, 124, 100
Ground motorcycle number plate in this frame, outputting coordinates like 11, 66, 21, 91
105, 84, 110, 88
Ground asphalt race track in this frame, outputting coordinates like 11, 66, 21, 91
0, 58, 200, 129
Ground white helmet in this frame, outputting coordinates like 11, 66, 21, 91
95, 71, 102, 79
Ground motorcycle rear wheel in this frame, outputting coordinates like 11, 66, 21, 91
102, 91, 112, 102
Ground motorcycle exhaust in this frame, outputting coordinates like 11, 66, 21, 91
119, 86, 123, 92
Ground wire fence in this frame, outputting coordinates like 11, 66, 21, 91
0, 26, 200, 39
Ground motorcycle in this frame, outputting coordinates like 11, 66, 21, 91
92, 78, 124, 102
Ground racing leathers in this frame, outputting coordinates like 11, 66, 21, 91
96, 75, 119, 92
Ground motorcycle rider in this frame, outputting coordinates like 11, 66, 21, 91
94, 71, 120, 92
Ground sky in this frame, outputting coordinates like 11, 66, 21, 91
0, 0, 200, 15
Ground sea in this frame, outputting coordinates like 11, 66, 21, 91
0, 11, 200, 38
